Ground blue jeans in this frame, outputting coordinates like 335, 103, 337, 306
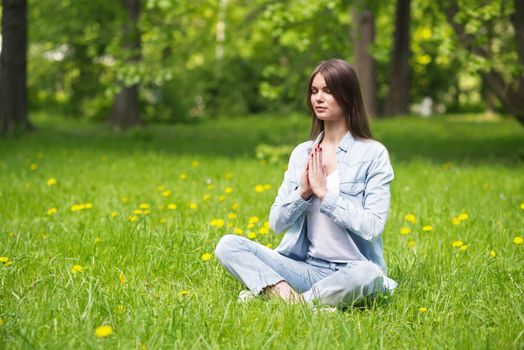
215, 235, 385, 306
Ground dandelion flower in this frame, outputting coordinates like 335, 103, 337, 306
400, 227, 411, 235
218, 195, 226, 202
47, 178, 57, 186
210, 219, 225, 228
459, 245, 468, 251
191, 160, 199, 168
133, 209, 143, 215
139, 203, 150, 210
225, 172, 234, 179
520, 202, 524, 210
489, 250, 496, 257
419, 307, 428, 313
201, 253, 212, 261
203, 194, 211, 201
30, 163, 38, 170
128, 215, 139, 222
84, 203, 93, 209
121, 196, 129, 203
247, 223, 255, 229
224, 187, 233, 194
248, 216, 259, 224
231, 203, 239, 210
259, 226, 269, 234
458, 212, 469, 221
47, 207, 57, 216
234, 228, 243, 235
167, 203, 177, 210
95, 237, 101, 244
514, 236, 523, 245
0, 256, 9, 264
178, 290, 189, 297
452, 240, 464, 248
422, 225, 433, 232
159, 218, 167, 224
452, 217, 461, 225
161, 190, 171, 197
263, 184, 272, 190
255, 185, 265, 193
405, 213, 417, 224
189, 203, 198, 210
179, 173, 188, 180
266, 243, 273, 249
247, 232, 257, 239
118, 273, 126, 285
95, 325, 113, 337
111, 212, 119, 218
407, 240, 416, 248
71, 264, 83, 274
263, 221, 270, 227
71, 204, 83, 212
228, 213, 237, 220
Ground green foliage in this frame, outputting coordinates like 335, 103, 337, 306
0, 114, 523, 348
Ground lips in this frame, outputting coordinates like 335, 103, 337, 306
315, 106, 327, 112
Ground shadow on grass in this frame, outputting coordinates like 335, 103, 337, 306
1, 114, 523, 165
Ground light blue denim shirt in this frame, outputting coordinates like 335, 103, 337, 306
269, 130, 397, 289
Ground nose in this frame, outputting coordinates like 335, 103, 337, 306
315, 91, 325, 102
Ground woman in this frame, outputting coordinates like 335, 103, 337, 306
215, 59, 397, 307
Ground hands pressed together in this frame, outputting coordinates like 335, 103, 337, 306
300, 143, 328, 201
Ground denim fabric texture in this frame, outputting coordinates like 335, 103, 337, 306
269, 131, 397, 290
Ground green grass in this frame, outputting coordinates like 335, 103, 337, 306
1, 113, 523, 349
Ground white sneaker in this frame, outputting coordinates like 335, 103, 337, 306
237, 290, 257, 303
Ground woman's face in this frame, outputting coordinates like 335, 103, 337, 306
310, 73, 345, 122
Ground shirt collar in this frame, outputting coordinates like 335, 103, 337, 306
308, 130, 355, 153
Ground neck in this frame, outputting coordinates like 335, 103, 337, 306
322, 119, 349, 146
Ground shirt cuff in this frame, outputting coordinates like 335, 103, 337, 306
319, 190, 338, 215
289, 188, 313, 211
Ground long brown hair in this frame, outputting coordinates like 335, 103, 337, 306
306, 59, 373, 140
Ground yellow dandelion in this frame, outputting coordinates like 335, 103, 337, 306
128, 215, 139, 222
201, 253, 213, 261
489, 250, 496, 257
419, 307, 428, 313
133, 209, 143, 215
422, 225, 433, 232
247, 232, 257, 239
71, 204, 83, 212
452, 217, 461, 225
161, 190, 171, 197
94, 237, 101, 244
84, 203, 93, 209
111, 212, 119, 218
167, 203, 177, 210
405, 213, 417, 224
255, 185, 265, 193
210, 219, 225, 228
159, 218, 167, 224
0, 256, 9, 263
207, 184, 214, 190
143, 210, 150, 216
203, 194, 211, 201
71, 264, 83, 274
47, 178, 57, 186
259, 226, 269, 234
191, 160, 199, 168
263, 220, 270, 227
266, 243, 273, 249
263, 184, 272, 190
228, 213, 237, 220
47, 207, 57, 216
514, 236, 523, 245
115, 304, 125, 314
118, 273, 126, 285
234, 227, 243, 235
459, 245, 468, 251
452, 240, 464, 248
218, 195, 226, 202
139, 203, 150, 210
178, 290, 189, 297
520, 202, 524, 210
247, 223, 255, 229
400, 227, 411, 235
30, 163, 38, 170
458, 212, 469, 221
232, 203, 239, 210
120, 196, 129, 203
95, 325, 113, 337
225, 187, 233, 194
248, 216, 259, 224
407, 240, 416, 248
227, 222, 234, 228
179, 173, 188, 180
189, 203, 198, 210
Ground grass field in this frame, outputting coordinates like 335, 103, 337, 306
1, 113, 523, 349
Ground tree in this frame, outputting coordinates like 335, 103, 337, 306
0, 0, 32, 133
443, 0, 524, 125
109, 0, 142, 129
384, 0, 411, 116
351, 1, 378, 118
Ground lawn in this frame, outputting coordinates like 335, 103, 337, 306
0, 113, 523, 349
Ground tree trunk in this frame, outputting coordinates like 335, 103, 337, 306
109, 0, 142, 129
384, 0, 411, 116
0, 0, 32, 133
443, 0, 524, 126
350, 4, 378, 118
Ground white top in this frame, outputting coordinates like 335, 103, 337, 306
306, 170, 366, 263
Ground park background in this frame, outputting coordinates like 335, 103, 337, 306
0, 0, 523, 349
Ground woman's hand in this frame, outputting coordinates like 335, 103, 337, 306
308, 145, 328, 200
300, 157, 313, 200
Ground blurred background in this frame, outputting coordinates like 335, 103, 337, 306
0, 0, 523, 132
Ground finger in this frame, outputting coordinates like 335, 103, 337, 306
318, 146, 323, 173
